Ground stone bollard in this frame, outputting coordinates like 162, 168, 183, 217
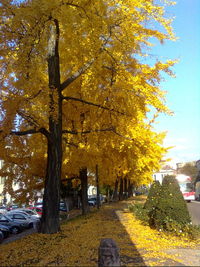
98, 238, 120, 267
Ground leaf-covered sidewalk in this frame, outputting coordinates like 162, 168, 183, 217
1, 199, 200, 266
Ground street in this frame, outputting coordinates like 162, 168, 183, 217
187, 201, 200, 225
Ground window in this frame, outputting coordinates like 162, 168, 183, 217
0, 219, 8, 222
13, 214, 26, 220
0, 215, 9, 222
23, 210, 33, 215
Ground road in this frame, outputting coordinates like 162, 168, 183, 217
187, 201, 200, 225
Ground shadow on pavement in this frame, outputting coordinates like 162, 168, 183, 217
99, 202, 147, 266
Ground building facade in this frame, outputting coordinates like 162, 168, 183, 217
153, 165, 176, 184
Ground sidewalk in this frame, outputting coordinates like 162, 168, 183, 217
165, 247, 200, 266
115, 200, 200, 266
1, 201, 200, 266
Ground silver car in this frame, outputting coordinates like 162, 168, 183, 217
0, 214, 25, 234
14, 208, 41, 219
6, 212, 38, 229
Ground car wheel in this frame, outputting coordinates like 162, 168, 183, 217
11, 226, 20, 234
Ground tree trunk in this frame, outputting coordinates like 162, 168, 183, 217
124, 177, 128, 199
40, 20, 62, 234
106, 186, 110, 203
40, 128, 62, 233
128, 180, 133, 198
80, 168, 89, 215
113, 178, 119, 201
96, 164, 100, 209
119, 178, 123, 201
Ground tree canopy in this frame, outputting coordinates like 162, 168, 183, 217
0, 0, 176, 233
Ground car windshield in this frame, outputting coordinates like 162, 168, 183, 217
0, 214, 12, 221
8, 212, 29, 218
21, 209, 36, 215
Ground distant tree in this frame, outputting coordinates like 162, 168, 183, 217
179, 163, 198, 182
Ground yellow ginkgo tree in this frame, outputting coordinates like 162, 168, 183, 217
0, 0, 176, 233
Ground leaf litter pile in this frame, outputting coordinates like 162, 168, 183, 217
1, 199, 199, 266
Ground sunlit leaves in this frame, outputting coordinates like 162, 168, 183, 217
0, 0, 177, 199
0, 200, 199, 266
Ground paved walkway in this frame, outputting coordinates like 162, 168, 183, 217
1, 202, 200, 266
114, 201, 200, 266
165, 247, 200, 266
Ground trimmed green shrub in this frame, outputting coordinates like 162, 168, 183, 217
149, 175, 191, 232
144, 180, 162, 211
129, 203, 149, 224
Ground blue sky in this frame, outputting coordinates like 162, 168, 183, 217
151, 0, 200, 167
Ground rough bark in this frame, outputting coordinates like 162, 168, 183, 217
106, 187, 110, 203
113, 178, 119, 201
124, 177, 128, 199
96, 164, 100, 209
40, 20, 62, 234
40, 134, 62, 233
128, 180, 133, 198
80, 168, 89, 215
119, 177, 123, 201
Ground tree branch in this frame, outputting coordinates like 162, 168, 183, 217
63, 137, 78, 148
61, 176, 79, 182
0, 128, 50, 138
17, 110, 40, 128
111, 128, 134, 141
60, 17, 115, 92
62, 127, 115, 135
62, 96, 126, 115
61, 59, 95, 91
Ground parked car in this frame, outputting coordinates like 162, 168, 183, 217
15, 208, 40, 219
88, 197, 97, 206
28, 207, 43, 216
0, 214, 24, 234
6, 204, 19, 211
6, 212, 39, 229
0, 224, 10, 238
88, 195, 104, 206
35, 202, 43, 208
59, 202, 68, 212
0, 206, 7, 214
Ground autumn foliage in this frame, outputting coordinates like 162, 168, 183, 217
0, 0, 176, 233
1, 200, 199, 266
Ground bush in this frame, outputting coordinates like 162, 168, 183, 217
129, 203, 149, 224
149, 175, 191, 232
144, 180, 162, 211
184, 225, 200, 240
